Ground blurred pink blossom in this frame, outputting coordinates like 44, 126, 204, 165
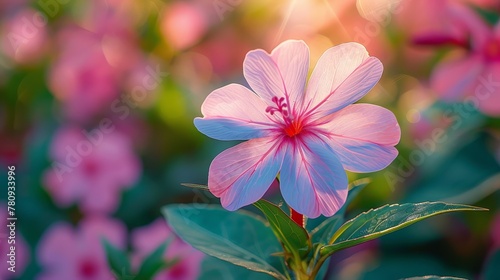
161, 2, 209, 50
80, 0, 143, 71
49, 27, 122, 122
0, 203, 29, 279
132, 219, 204, 280
43, 126, 140, 214
37, 217, 126, 280
1, 8, 48, 64
80, 0, 137, 34
194, 27, 250, 78
412, 1, 500, 115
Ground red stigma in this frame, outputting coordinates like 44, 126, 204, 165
284, 120, 303, 137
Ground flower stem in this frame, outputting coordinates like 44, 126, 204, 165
290, 208, 304, 227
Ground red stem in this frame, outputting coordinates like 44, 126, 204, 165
290, 208, 305, 228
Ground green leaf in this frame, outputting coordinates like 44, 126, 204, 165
162, 204, 287, 280
253, 200, 310, 257
181, 183, 209, 190
134, 240, 170, 280
199, 256, 276, 280
102, 239, 132, 280
320, 202, 486, 257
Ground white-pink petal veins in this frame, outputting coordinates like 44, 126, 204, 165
243, 40, 309, 115
317, 104, 400, 172
244, 50, 287, 103
326, 138, 398, 173
280, 136, 348, 218
194, 84, 277, 141
318, 104, 401, 146
269, 40, 310, 114
304, 43, 383, 120
208, 137, 285, 211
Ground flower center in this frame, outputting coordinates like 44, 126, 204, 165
83, 161, 99, 176
168, 262, 188, 278
79, 258, 98, 278
284, 120, 303, 137
484, 38, 500, 61
266, 96, 303, 137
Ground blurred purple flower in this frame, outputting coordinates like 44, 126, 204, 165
195, 40, 400, 218
43, 126, 140, 214
131, 219, 204, 280
1, 203, 29, 279
37, 217, 126, 280
413, 1, 500, 115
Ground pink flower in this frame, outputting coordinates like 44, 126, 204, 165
49, 27, 121, 122
43, 126, 140, 214
0, 203, 30, 279
194, 40, 400, 218
413, 1, 500, 115
37, 217, 126, 280
132, 219, 204, 280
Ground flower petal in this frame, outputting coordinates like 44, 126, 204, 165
317, 104, 401, 146
270, 40, 310, 113
194, 84, 275, 140
326, 138, 398, 173
243, 40, 309, 114
315, 104, 400, 172
280, 136, 348, 218
304, 42, 383, 119
208, 137, 285, 210
431, 55, 484, 100
37, 223, 77, 267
